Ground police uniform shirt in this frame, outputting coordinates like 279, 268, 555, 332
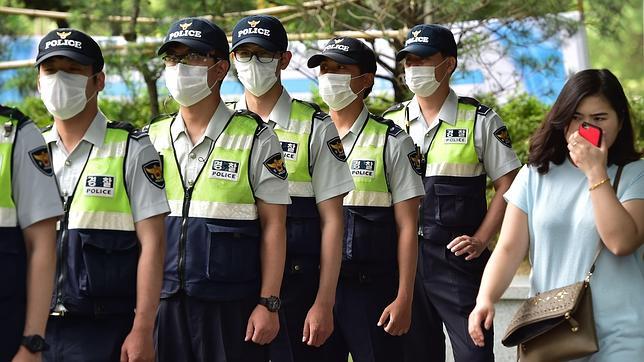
405, 89, 521, 181
171, 101, 290, 204
44, 111, 170, 222
341, 106, 425, 204
11, 121, 63, 228
236, 89, 355, 203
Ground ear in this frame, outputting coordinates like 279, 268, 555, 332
279, 51, 292, 70
95, 72, 106, 92
364, 72, 375, 88
446, 57, 457, 74
213, 60, 230, 81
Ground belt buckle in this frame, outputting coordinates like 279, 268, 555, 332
50, 310, 66, 317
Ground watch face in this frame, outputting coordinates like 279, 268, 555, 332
268, 296, 281, 311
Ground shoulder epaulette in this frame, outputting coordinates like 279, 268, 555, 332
225, 100, 238, 109
382, 102, 406, 116
130, 128, 149, 140
458, 96, 480, 107
148, 112, 176, 126
371, 113, 404, 137
476, 104, 491, 116
0, 104, 32, 129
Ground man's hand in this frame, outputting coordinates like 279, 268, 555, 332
447, 235, 488, 260
120, 328, 155, 362
245, 305, 279, 345
302, 302, 334, 347
11, 346, 41, 362
377, 297, 412, 336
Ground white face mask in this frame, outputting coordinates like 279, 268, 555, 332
234, 58, 279, 97
164, 62, 219, 107
39, 71, 96, 120
404, 58, 449, 97
318, 73, 364, 111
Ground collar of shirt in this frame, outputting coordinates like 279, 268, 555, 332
236, 87, 292, 129
347, 105, 370, 138
171, 101, 233, 147
407, 88, 459, 128
44, 110, 108, 152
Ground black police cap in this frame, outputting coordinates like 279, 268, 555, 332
231, 15, 288, 52
35, 28, 104, 71
307, 37, 377, 74
158, 18, 229, 56
396, 24, 457, 62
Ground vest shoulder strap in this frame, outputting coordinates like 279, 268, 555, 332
382, 102, 406, 116
458, 96, 492, 117
292, 98, 328, 122
371, 114, 403, 137
107, 121, 135, 133
0, 105, 33, 130
225, 100, 238, 108
231, 109, 267, 137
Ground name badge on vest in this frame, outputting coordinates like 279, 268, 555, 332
444, 128, 467, 144
85, 175, 115, 197
350, 159, 376, 178
210, 160, 240, 181
280, 141, 298, 161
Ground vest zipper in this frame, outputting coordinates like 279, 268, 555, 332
53, 197, 72, 310
178, 186, 193, 290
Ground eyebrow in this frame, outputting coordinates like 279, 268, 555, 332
573, 111, 609, 117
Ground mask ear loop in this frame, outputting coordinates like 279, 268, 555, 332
350, 73, 368, 96
84, 72, 101, 105
206, 60, 224, 90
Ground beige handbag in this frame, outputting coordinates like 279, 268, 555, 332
502, 166, 624, 362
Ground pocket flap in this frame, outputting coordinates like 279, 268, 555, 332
80, 232, 138, 251
206, 224, 260, 238
434, 183, 479, 197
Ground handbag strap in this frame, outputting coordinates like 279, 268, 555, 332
585, 165, 625, 282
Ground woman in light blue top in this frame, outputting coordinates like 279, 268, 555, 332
468, 69, 644, 361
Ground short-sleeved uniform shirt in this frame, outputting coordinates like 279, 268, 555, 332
171, 101, 290, 205
12, 122, 63, 228
505, 159, 644, 361
404, 89, 521, 181
340, 105, 425, 204
235, 89, 354, 203
44, 111, 170, 222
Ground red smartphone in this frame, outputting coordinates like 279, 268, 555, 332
579, 122, 602, 147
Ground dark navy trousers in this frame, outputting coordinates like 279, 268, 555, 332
325, 267, 403, 362
43, 313, 134, 362
270, 259, 332, 362
155, 293, 268, 362
402, 239, 494, 362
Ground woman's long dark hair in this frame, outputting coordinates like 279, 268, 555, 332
528, 69, 641, 174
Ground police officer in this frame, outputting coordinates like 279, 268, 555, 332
307, 37, 424, 362
0, 105, 62, 361
230, 15, 354, 362
35, 28, 169, 361
149, 18, 288, 362
382, 24, 521, 362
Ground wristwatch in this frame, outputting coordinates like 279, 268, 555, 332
22, 335, 49, 352
258, 295, 281, 312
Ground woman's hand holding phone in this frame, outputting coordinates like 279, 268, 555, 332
568, 123, 608, 183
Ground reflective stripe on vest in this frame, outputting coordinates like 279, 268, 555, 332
344, 116, 392, 207
0, 118, 18, 227
273, 100, 314, 197
425, 103, 483, 177
148, 115, 258, 220
66, 128, 134, 231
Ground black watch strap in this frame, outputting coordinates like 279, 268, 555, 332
22, 335, 49, 352
258, 295, 281, 312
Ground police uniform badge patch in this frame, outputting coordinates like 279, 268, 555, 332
264, 153, 288, 180
493, 126, 512, 148
444, 128, 467, 144
210, 160, 240, 181
85, 176, 115, 197
326, 136, 346, 161
281, 141, 298, 161
142, 160, 165, 189
28, 146, 53, 176
350, 159, 376, 178
407, 150, 424, 176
